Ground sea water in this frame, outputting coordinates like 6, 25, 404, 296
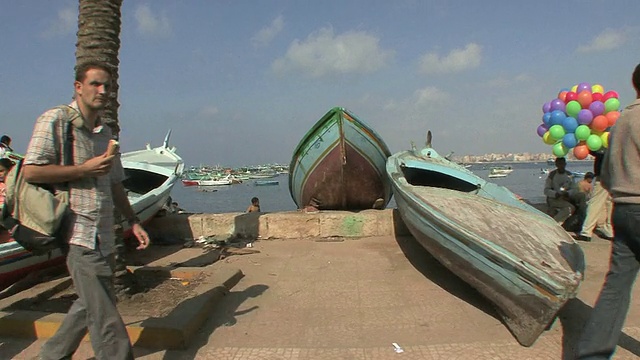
169, 162, 594, 214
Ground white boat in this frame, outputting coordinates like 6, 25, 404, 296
488, 172, 509, 179
490, 166, 513, 175
197, 174, 233, 186
0, 131, 184, 291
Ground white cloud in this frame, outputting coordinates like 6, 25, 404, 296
272, 27, 394, 78
576, 28, 627, 53
197, 106, 219, 119
252, 15, 284, 48
486, 73, 532, 88
135, 4, 171, 38
384, 86, 450, 112
419, 43, 482, 75
41, 7, 76, 38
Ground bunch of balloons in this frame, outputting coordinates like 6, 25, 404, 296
537, 82, 621, 159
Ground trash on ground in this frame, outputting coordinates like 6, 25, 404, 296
392, 343, 404, 353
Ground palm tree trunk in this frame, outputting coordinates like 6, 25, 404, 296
76, 0, 135, 298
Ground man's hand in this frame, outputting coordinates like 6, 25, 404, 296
131, 223, 150, 250
80, 155, 115, 177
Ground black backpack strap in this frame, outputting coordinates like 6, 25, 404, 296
64, 118, 74, 166
55, 105, 82, 189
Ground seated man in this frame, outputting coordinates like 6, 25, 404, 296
544, 157, 580, 224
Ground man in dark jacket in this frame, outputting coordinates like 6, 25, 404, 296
577, 62, 640, 359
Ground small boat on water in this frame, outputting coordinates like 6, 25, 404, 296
289, 107, 392, 210
487, 172, 509, 179
181, 179, 199, 186
386, 131, 585, 347
490, 166, 513, 175
0, 131, 184, 290
197, 174, 233, 186
255, 180, 279, 186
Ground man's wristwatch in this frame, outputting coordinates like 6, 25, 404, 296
127, 216, 141, 226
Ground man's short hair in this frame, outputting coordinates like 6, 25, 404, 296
633, 63, 640, 92
0, 135, 10, 144
251, 197, 259, 204
75, 61, 112, 83
584, 172, 594, 180
555, 157, 566, 164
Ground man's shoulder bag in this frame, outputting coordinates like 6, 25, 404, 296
1, 105, 82, 255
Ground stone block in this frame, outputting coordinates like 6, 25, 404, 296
263, 212, 320, 239
319, 211, 380, 238
200, 213, 240, 237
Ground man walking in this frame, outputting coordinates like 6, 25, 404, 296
24, 62, 149, 360
576, 150, 614, 242
576, 62, 640, 359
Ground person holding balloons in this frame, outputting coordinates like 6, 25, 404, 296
577, 62, 640, 359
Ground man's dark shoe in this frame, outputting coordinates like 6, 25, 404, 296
572, 234, 592, 242
594, 230, 614, 240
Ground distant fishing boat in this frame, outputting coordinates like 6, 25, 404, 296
386, 131, 585, 347
289, 107, 392, 210
255, 180, 279, 186
487, 172, 509, 179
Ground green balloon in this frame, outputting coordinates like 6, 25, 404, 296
553, 142, 569, 157
586, 134, 603, 151
575, 125, 591, 141
549, 124, 565, 140
604, 98, 620, 113
566, 100, 581, 118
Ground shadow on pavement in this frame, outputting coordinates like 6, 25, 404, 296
135, 284, 269, 359
393, 235, 500, 321
558, 298, 640, 359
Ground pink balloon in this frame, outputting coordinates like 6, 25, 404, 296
603, 91, 619, 102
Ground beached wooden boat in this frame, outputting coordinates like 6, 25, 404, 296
289, 107, 392, 210
386, 131, 585, 347
119, 130, 185, 237
0, 131, 184, 290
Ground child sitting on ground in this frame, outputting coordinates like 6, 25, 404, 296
246, 197, 260, 213
0, 158, 15, 208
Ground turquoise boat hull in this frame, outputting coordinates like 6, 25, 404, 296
289, 107, 392, 210
386, 139, 585, 347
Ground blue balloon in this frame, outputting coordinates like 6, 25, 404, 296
562, 133, 578, 148
561, 116, 579, 133
550, 110, 567, 126
542, 112, 552, 127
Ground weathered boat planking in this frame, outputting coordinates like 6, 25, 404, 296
289, 107, 392, 210
386, 131, 585, 347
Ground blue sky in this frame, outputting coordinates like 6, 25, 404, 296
1, 1, 639, 167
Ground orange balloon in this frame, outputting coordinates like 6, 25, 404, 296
573, 144, 589, 160
591, 115, 609, 132
577, 90, 593, 109
558, 91, 568, 103
605, 111, 620, 126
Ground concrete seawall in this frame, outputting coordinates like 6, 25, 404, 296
147, 209, 411, 241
